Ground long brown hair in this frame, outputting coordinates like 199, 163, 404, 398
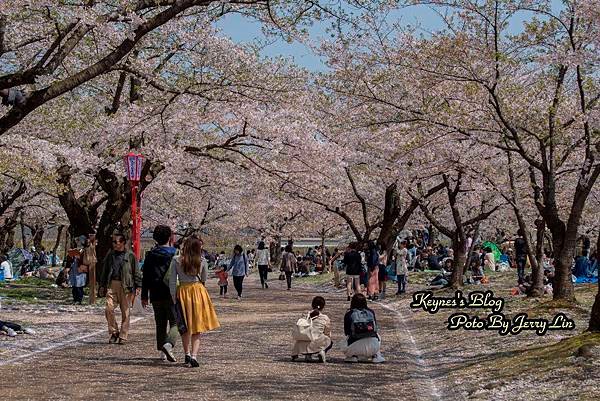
181, 237, 203, 275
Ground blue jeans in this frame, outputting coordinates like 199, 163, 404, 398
396, 274, 406, 293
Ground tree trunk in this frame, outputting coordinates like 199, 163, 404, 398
333, 262, 341, 288
528, 219, 546, 297
52, 225, 64, 265
588, 230, 600, 331
5, 227, 15, 251
273, 236, 282, 267
0, 209, 19, 253
321, 231, 327, 273
428, 224, 435, 247
552, 233, 576, 301
450, 238, 466, 288
63, 228, 69, 264
464, 224, 480, 271
19, 213, 27, 248
32, 224, 44, 250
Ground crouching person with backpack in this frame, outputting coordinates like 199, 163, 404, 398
291, 296, 332, 363
344, 293, 385, 363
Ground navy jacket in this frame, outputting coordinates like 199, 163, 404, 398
141, 246, 176, 303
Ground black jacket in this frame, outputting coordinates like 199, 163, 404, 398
343, 250, 362, 276
344, 307, 378, 345
141, 246, 176, 303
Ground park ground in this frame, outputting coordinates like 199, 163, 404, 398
1, 271, 599, 401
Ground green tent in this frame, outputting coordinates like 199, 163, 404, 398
482, 241, 502, 263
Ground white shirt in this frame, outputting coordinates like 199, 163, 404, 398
255, 249, 270, 265
1, 261, 12, 279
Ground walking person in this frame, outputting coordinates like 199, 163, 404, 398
214, 266, 229, 298
79, 234, 97, 304
395, 240, 408, 295
228, 245, 249, 300
98, 233, 142, 345
377, 245, 388, 299
280, 244, 297, 290
67, 249, 86, 304
366, 241, 379, 300
168, 237, 220, 367
344, 243, 362, 301
141, 225, 178, 362
514, 229, 528, 284
256, 241, 271, 289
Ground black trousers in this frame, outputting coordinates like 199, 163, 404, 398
72, 286, 84, 303
516, 256, 526, 284
285, 272, 293, 289
258, 265, 269, 285
220, 285, 228, 295
233, 275, 244, 296
151, 300, 178, 351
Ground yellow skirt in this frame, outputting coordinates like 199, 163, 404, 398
177, 282, 220, 335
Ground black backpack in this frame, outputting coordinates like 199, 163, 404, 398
350, 309, 378, 339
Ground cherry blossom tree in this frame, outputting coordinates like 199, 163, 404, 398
317, 0, 599, 300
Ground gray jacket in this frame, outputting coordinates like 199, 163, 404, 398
228, 253, 249, 277
168, 256, 208, 300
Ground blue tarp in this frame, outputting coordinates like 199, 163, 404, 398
574, 277, 598, 284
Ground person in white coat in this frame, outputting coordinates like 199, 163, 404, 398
255, 241, 271, 289
292, 296, 332, 363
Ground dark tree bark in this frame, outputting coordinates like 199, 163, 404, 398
57, 157, 163, 264
95, 160, 164, 263
32, 224, 44, 250
19, 212, 28, 248
57, 163, 102, 242
376, 181, 445, 259
0, 181, 27, 253
0, 208, 21, 253
527, 219, 546, 297
418, 172, 501, 289
52, 225, 64, 266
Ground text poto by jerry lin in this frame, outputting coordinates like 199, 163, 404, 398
409, 290, 575, 336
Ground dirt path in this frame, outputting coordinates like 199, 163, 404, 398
0, 275, 458, 401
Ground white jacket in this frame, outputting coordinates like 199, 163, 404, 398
255, 249, 270, 265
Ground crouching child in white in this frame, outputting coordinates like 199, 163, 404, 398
292, 296, 332, 363
343, 293, 385, 363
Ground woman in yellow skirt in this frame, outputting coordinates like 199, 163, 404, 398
169, 236, 220, 367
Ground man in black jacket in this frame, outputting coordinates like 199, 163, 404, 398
344, 243, 363, 301
141, 225, 177, 362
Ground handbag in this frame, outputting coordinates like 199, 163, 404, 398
279, 273, 286, 281
292, 313, 319, 341
171, 300, 188, 334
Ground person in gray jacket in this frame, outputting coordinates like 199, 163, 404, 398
228, 244, 249, 300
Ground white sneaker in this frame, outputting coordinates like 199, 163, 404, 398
159, 352, 167, 361
345, 356, 358, 363
24, 328, 36, 335
5, 327, 17, 337
372, 353, 386, 363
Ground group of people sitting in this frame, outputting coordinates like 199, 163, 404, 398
291, 294, 385, 364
